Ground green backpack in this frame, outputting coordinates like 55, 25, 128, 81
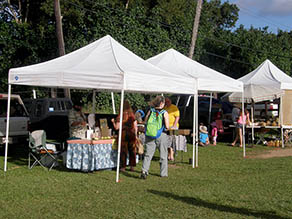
145, 108, 166, 139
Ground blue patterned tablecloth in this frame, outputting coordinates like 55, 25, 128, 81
66, 143, 117, 171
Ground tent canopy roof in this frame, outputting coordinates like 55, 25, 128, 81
227, 59, 292, 103
147, 48, 243, 93
9, 35, 196, 95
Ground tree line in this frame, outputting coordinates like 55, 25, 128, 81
1, 0, 291, 111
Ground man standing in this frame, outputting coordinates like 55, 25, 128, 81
164, 97, 180, 161
232, 103, 240, 125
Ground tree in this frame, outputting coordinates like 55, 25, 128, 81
189, 0, 203, 59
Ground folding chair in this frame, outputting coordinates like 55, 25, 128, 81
215, 120, 224, 134
28, 130, 61, 171
284, 129, 292, 145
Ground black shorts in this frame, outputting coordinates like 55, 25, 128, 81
236, 123, 243, 129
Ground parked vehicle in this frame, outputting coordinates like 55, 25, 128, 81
0, 93, 30, 146
23, 98, 73, 141
172, 95, 233, 129
23, 98, 117, 141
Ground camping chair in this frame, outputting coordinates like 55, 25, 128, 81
214, 119, 233, 141
28, 130, 61, 171
215, 120, 224, 134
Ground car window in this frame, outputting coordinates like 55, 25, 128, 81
65, 101, 73, 110
0, 99, 7, 117
0, 99, 27, 117
49, 101, 58, 111
24, 100, 33, 114
178, 96, 189, 107
35, 101, 43, 117
60, 101, 65, 110
189, 96, 193, 107
11, 101, 27, 117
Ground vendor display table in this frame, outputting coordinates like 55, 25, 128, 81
229, 125, 281, 145
66, 139, 117, 172
255, 126, 281, 145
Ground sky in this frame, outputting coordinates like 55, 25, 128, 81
221, 0, 292, 33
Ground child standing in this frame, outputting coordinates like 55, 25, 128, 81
199, 125, 210, 146
211, 121, 218, 145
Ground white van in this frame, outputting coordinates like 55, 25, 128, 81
0, 94, 30, 145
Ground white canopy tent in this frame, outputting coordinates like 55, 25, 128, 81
225, 59, 292, 147
147, 49, 243, 93
227, 59, 292, 103
147, 48, 244, 166
5, 35, 197, 182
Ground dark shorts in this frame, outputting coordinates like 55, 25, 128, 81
236, 123, 243, 129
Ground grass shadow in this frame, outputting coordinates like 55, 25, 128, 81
3, 145, 29, 167
120, 170, 141, 179
148, 190, 286, 219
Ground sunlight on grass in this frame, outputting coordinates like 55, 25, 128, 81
0, 143, 292, 218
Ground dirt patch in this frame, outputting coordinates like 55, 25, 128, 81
247, 147, 292, 159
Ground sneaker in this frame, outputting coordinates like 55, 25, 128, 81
140, 172, 147, 179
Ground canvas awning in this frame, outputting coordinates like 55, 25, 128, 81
9, 36, 197, 94
226, 59, 292, 103
147, 48, 243, 93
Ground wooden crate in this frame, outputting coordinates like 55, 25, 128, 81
178, 129, 191, 136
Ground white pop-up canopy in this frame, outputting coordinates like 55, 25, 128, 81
227, 59, 292, 103
148, 48, 245, 166
147, 48, 243, 93
5, 35, 197, 182
225, 59, 292, 148
9, 36, 196, 94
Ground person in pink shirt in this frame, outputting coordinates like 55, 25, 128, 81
231, 109, 247, 147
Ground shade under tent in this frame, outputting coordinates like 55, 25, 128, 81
4, 35, 197, 183
147, 48, 244, 166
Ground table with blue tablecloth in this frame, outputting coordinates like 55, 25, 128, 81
66, 139, 117, 171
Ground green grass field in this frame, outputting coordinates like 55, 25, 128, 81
1, 143, 292, 219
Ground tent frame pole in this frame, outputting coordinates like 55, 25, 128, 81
4, 84, 12, 172
208, 92, 213, 126
92, 90, 96, 113
195, 91, 199, 167
193, 80, 198, 168
111, 92, 116, 114
242, 91, 246, 157
115, 77, 125, 183
192, 93, 196, 168
251, 101, 254, 146
280, 94, 284, 148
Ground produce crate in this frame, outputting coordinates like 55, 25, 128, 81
178, 129, 191, 136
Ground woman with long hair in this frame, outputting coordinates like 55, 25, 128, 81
112, 100, 138, 172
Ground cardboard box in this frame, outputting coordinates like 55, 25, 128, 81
178, 129, 191, 136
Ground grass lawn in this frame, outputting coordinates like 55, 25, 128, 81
0, 143, 292, 219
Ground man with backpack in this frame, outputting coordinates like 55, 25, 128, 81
141, 96, 169, 179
